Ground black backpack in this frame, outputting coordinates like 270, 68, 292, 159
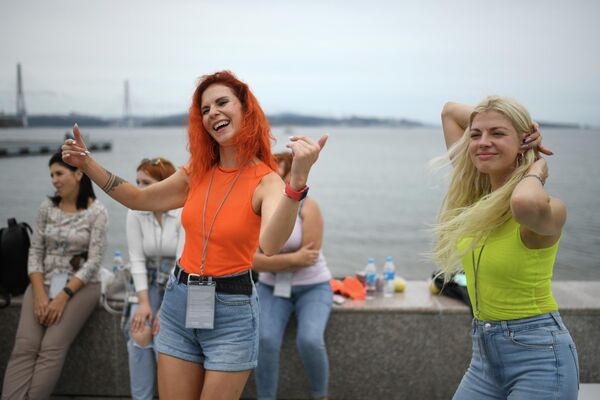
431, 270, 473, 314
0, 218, 33, 308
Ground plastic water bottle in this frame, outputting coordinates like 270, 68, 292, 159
112, 250, 125, 273
365, 258, 377, 299
383, 256, 396, 297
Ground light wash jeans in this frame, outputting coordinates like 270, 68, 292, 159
123, 272, 164, 400
255, 281, 333, 400
454, 312, 579, 400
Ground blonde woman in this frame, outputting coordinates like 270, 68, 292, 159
436, 97, 579, 399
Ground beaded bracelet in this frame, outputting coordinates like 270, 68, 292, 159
522, 174, 545, 186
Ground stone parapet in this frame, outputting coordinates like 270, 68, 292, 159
1, 281, 598, 399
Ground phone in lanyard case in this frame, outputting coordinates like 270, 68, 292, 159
49, 271, 69, 299
185, 276, 216, 329
274, 271, 293, 298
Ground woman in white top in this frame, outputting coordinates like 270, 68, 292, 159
253, 151, 333, 400
125, 157, 185, 400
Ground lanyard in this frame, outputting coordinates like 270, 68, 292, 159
471, 244, 486, 319
200, 167, 242, 276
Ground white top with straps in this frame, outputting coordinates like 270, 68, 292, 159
258, 211, 331, 287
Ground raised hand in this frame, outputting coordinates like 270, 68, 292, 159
522, 122, 553, 156
286, 134, 328, 189
61, 123, 91, 169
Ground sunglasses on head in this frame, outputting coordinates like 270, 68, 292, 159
140, 158, 163, 166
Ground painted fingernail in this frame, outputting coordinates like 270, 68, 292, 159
521, 144, 529, 149
64, 153, 70, 158
85, 150, 90, 155
80, 152, 86, 156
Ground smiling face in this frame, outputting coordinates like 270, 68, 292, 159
468, 110, 522, 179
200, 84, 243, 147
50, 163, 81, 200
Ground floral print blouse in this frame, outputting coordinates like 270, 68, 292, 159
27, 198, 108, 285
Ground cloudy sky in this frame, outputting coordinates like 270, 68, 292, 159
1, 0, 599, 125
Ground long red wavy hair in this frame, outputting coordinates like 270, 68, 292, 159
187, 71, 276, 182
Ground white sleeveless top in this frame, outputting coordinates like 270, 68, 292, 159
258, 209, 331, 286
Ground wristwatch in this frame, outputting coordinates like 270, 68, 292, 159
63, 287, 74, 298
284, 182, 309, 201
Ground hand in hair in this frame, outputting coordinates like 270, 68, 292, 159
61, 124, 91, 169
286, 134, 328, 190
522, 122, 553, 156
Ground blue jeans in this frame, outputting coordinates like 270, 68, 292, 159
255, 281, 333, 400
155, 271, 259, 371
454, 312, 579, 400
123, 277, 164, 400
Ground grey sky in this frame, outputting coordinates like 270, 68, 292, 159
1, 0, 599, 125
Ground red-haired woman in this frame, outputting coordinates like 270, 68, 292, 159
125, 157, 185, 400
61, 71, 327, 400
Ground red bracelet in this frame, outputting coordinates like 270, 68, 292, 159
284, 182, 309, 201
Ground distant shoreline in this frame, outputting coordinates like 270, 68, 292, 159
0, 112, 426, 128
0, 112, 585, 129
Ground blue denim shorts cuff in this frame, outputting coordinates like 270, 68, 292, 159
204, 360, 257, 372
155, 347, 204, 365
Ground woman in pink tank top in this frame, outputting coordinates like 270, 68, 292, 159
253, 152, 333, 400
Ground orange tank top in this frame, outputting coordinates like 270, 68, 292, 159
179, 162, 273, 277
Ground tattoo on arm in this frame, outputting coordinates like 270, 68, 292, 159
101, 168, 126, 193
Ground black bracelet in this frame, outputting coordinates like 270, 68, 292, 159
63, 287, 74, 298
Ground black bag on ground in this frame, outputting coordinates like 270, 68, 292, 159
0, 218, 33, 308
431, 270, 473, 314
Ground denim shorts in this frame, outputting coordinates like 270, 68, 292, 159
454, 312, 579, 400
155, 272, 259, 371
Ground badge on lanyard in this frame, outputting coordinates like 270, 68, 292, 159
185, 276, 216, 329
49, 271, 69, 299
274, 271, 293, 298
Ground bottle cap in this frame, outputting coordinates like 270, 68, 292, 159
386, 256, 393, 262
368, 258, 375, 263
114, 250, 121, 256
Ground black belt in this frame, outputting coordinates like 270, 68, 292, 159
174, 265, 253, 295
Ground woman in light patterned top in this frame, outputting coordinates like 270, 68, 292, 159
2, 152, 108, 400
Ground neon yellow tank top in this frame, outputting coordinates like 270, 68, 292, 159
460, 218, 560, 321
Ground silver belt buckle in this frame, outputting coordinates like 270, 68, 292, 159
187, 273, 202, 286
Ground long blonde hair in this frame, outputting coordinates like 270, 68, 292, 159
433, 96, 537, 278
